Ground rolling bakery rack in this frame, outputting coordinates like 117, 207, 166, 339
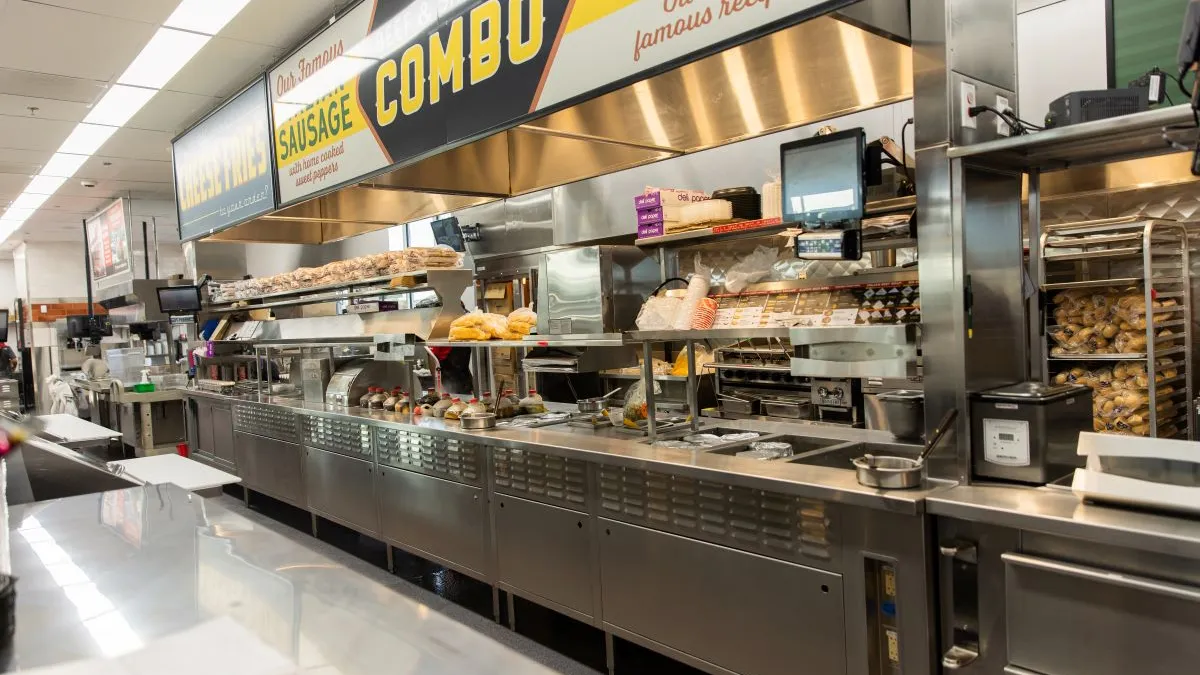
1039, 216, 1193, 439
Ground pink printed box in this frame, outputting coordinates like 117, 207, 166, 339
637, 206, 683, 225
638, 222, 666, 238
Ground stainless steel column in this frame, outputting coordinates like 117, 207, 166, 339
912, 0, 1025, 482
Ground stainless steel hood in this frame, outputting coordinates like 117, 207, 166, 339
203, 12, 912, 245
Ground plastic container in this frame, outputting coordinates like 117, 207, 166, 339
383, 388, 402, 410
496, 392, 517, 418
480, 391, 494, 414
397, 391, 412, 415
432, 393, 454, 418
444, 398, 467, 420
359, 388, 375, 408
418, 389, 439, 406
369, 388, 389, 409
464, 398, 487, 416
519, 389, 546, 415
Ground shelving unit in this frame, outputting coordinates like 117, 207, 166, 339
1039, 217, 1192, 439
207, 269, 450, 309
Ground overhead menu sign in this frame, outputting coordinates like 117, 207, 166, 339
172, 77, 276, 241
269, 0, 819, 206
87, 198, 133, 288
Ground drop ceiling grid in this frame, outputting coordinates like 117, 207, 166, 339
0, 0, 351, 244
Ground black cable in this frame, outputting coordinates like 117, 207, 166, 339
1176, 69, 1193, 102
968, 105, 1029, 135
900, 117, 913, 177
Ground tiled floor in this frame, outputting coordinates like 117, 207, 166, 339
214, 493, 603, 675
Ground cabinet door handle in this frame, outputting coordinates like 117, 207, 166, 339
1003, 552, 1200, 603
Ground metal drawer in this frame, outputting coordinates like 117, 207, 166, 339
495, 495, 596, 620
1004, 552, 1200, 675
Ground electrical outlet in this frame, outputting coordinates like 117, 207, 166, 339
995, 95, 1011, 137
960, 81, 977, 130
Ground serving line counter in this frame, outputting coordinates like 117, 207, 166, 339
185, 388, 941, 675
6, 483, 570, 674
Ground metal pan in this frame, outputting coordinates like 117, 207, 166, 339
578, 388, 623, 414
459, 413, 497, 430
852, 408, 957, 489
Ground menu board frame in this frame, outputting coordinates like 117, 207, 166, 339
266, 0, 828, 208
171, 76, 277, 242
86, 198, 134, 290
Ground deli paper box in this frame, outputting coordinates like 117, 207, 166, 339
635, 188, 708, 209
637, 222, 666, 238
636, 205, 683, 224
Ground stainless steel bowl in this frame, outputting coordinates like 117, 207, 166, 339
459, 413, 497, 430
851, 455, 925, 489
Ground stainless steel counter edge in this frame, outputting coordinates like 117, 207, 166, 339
928, 484, 1200, 560
185, 390, 951, 514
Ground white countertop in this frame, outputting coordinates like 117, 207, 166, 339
108, 453, 240, 492
37, 413, 122, 445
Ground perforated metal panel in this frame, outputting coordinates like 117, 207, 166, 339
233, 403, 297, 442
375, 428, 483, 486
598, 465, 834, 565
492, 447, 587, 509
301, 415, 372, 460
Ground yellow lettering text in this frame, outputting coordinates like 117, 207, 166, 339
400, 44, 425, 116
470, 0, 501, 85
376, 59, 398, 126
429, 17, 464, 104
508, 0, 543, 65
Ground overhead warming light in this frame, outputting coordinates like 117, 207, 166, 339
165, 0, 253, 35
84, 85, 158, 127
118, 28, 210, 89
2, 0, 251, 246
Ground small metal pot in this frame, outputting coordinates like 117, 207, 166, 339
577, 388, 623, 414
853, 408, 957, 489
876, 390, 925, 441
459, 413, 497, 430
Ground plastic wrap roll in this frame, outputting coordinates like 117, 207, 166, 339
762, 180, 782, 220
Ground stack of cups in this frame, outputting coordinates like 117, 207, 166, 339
691, 297, 719, 329
673, 273, 711, 330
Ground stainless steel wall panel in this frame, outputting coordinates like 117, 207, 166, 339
233, 402, 297, 443
494, 494, 596, 620
234, 431, 305, 508
304, 446, 379, 536
948, 0, 1018, 90
378, 467, 490, 578
374, 427, 484, 486
599, 519, 847, 675
501, 192, 555, 254
492, 446, 588, 510
301, 414, 372, 461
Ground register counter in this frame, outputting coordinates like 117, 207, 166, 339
184, 388, 941, 675
6, 483, 565, 674
71, 376, 186, 456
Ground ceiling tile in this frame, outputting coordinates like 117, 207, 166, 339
164, 36, 281, 99
0, 2, 155, 82
0, 93, 89, 124
31, 0, 177, 25
76, 156, 172, 184
127, 90, 221, 134
220, 0, 349, 48
0, 147, 50, 175
53, 179, 173, 200
96, 127, 173, 162
0, 114, 74, 153
0, 67, 107, 104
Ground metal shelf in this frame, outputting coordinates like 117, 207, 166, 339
206, 268, 456, 309
424, 336, 627, 349
207, 283, 432, 314
1048, 353, 1147, 361
947, 104, 1197, 172
625, 327, 792, 342
600, 372, 691, 382
1043, 277, 1142, 290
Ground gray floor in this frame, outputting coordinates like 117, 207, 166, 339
213, 494, 601, 675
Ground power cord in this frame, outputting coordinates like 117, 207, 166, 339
900, 117, 913, 175
967, 105, 1042, 135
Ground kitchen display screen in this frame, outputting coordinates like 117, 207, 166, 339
781, 129, 865, 226
157, 286, 203, 313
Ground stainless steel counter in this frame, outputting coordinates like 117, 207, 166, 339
183, 389, 947, 514
929, 483, 1200, 560
6, 483, 567, 673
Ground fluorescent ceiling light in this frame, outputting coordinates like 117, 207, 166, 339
118, 28, 209, 89
84, 85, 157, 127
10, 192, 50, 211
58, 123, 118, 156
23, 175, 67, 195
165, 0, 252, 36
1, 208, 35, 223
40, 153, 89, 178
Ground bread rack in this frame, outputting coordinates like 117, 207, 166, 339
1039, 216, 1192, 440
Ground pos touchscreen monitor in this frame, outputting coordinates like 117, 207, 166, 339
780, 129, 867, 227
157, 285, 203, 314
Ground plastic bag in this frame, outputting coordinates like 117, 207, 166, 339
621, 379, 662, 428
725, 246, 779, 293
671, 344, 714, 376
636, 296, 683, 330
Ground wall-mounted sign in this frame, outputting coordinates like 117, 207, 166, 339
269, 0, 817, 206
172, 77, 276, 241
86, 198, 133, 288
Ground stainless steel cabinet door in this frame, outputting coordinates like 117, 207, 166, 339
378, 468, 488, 577
600, 519, 847, 675
195, 400, 215, 457
234, 432, 305, 507
210, 405, 235, 465
304, 447, 378, 535
495, 495, 596, 619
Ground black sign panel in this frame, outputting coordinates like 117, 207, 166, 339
173, 77, 276, 241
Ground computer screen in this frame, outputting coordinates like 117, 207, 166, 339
157, 286, 202, 314
431, 217, 466, 252
781, 129, 866, 227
